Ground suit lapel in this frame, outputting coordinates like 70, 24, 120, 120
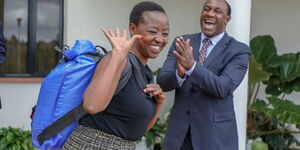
190, 33, 201, 61
204, 33, 231, 67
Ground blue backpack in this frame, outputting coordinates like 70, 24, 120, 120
31, 40, 147, 149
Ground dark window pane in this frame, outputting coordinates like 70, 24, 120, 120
0, 0, 28, 74
36, 0, 59, 73
0, 0, 62, 76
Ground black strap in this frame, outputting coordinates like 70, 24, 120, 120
37, 53, 146, 146
84, 53, 104, 63
128, 53, 147, 89
37, 104, 86, 145
115, 58, 132, 94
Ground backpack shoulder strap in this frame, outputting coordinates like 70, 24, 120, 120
128, 53, 147, 89
114, 57, 132, 94
37, 103, 85, 145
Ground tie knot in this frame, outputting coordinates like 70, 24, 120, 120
202, 38, 211, 45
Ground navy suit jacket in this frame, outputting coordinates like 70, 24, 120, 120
157, 32, 250, 150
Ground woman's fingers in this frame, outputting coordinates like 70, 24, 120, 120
116, 28, 121, 37
122, 29, 127, 39
144, 84, 165, 104
109, 29, 115, 37
102, 29, 143, 55
128, 34, 142, 47
144, 84, 163, 96
101, 29, 111, 40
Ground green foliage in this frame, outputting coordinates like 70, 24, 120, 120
252, 141, 268, 150
268, 97, 300, 125
0, 127, 35, 150
248, 35, 300, 149
249, 55, 271, 86
152, 68, 161, 76
249, 35, 300, 97
262, 132, 300, 150
248, 98, 300, 150
145, 119, 167, 149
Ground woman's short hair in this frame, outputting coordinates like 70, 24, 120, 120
129, 1, 166, 26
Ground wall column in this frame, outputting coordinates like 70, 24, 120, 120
226, 0, 252, 150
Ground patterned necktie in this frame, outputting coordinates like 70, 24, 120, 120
199, 38, 211, 64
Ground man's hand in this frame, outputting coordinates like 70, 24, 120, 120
176, 58, 186, 77
173, 36, 195, 71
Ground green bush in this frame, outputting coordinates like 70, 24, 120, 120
252, 141, 268, 150
145, 119, 167, 149
248, 35, 300, 150
0, 127, 35, 150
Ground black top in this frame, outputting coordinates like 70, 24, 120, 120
80, 57, 156, 140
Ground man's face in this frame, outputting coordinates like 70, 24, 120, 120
200, 0, 231, 37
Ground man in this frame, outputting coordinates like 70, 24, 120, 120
157, 0, 250, 149
0, 23, 6, 64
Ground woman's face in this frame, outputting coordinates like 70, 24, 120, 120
130, 11, 169, 63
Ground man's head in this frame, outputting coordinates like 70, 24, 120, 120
200, 0, 231, 38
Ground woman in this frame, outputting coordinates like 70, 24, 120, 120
62, 1, 169, 150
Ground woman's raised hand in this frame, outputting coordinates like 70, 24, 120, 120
102, 29, 141, 57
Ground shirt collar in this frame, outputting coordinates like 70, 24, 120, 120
201, 32, 225, 46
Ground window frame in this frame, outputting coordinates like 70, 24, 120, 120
0, 0, 64, 77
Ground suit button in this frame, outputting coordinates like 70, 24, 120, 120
187, 110, 190, 114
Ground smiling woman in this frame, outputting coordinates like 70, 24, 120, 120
0, 0, 63, 77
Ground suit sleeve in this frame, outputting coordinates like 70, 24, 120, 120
157, 38, 180, 92
189, 47, 250, 99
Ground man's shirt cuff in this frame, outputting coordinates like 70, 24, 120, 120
185, 62, 196, 76
176, 62, 196, 86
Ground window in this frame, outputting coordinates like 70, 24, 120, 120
0, 0, 63, 77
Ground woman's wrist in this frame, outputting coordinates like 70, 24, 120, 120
111, 50, 128, 61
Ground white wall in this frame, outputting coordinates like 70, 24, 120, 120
0, 83, 40, 130
251, 0, 300, 55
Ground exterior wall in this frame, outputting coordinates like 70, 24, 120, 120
0, 83, 40, 130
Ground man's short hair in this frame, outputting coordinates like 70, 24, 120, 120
225, 0, 231, 16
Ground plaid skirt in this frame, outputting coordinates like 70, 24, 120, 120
62, 125, 136, 150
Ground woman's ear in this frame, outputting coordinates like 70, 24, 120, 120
129, 23, 137, 35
